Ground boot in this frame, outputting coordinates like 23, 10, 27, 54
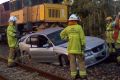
8, 62, 17, 67
80, 75, 87, 80
112, 48, 116, 53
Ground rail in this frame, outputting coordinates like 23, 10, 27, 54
0, 75, 7, 80
0, 57, 67, 80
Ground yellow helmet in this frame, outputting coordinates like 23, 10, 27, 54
105, 16, 112, 21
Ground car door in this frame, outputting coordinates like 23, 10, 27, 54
26, 34, 57, 62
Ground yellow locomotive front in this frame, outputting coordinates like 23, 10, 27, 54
30, 3, 67, 23
10, 0, 68, 26
10, 0, 24, 24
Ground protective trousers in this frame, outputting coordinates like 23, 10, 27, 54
8, 48, 16, 66
69, 54, 86, 78
115, 43, 120, 62
107, 43, 115, 53
105, 31, 115, 53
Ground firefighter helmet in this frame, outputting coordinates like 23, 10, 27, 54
69, 14, 79, 21
8, 16, 17, 22
105, 16, 112, 21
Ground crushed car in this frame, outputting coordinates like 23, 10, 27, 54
18, 27, 109, 67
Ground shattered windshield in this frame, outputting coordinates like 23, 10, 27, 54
47, 30, 67, 46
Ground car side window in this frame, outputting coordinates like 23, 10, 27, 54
26, 35, 39, 46
37, 35, 50, 48
26, 34, 51, 48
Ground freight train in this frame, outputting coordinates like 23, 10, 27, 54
0, 0, 68, 41
0, 1, 10, 41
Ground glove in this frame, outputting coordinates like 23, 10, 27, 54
15, 34, 21, 39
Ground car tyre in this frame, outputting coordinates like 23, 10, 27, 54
59, 54, 69, 67
21, 51, 31, 64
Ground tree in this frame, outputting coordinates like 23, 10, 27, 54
70, 0, 114, 38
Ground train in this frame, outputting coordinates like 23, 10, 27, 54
0, 1, 10, 41
0, 0, 68, 41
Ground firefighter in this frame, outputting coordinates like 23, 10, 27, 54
7, 16, 18, 67
113, 12, 120, 63
60, 14, 86, 79
105, 16, 115, 53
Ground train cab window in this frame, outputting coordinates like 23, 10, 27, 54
53, 0, 63, 3
23, 0, 32, 7
30, 0, 53, 6
3, 2, 10, 11
23, 0, 54, 7
10, 0, 22, 11
44, 0, 53, 3
31, 0, 41, 6
10, 1, 16, 11
16, 0, 22, 10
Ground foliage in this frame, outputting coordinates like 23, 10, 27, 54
70, 0, 116, 37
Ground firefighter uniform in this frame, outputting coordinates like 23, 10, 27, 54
7, 16, 18, 67
60, 14, 86, 79
105, 17, 115, 53
115, 19, 120, 62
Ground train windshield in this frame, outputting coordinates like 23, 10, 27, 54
23, 0, 63, 6
10, 0, 64, 10
24, 0, 53, 6
10, 0, 22, 11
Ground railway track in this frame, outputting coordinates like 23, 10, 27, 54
0, 56, 67, 80
0, 75, 7, 80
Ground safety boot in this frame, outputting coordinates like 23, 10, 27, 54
79, 71, 87, 80
112, 48, 116, 53
80, 75, 87, 80
8, 62, 16, 67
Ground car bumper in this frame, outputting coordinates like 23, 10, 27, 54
85, 46, 109, 68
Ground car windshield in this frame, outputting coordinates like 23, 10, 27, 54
47, 30, 67, 46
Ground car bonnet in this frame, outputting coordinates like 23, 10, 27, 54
58, 36, 105, 51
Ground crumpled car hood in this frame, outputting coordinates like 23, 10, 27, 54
58, 36, 105, 50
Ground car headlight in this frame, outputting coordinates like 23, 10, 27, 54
85, 51, 93, 57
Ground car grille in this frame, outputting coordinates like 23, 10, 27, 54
92, 44, 104, 53
96, 52, 106, 60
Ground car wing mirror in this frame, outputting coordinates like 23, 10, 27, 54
43, 41, 52, 48
48, 41, 53, 47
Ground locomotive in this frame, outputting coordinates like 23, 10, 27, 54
0, 0, 68, 40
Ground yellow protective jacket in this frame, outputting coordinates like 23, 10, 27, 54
105, 23, 114, 43
7, 25, 17, 48
60, 24, 86, 54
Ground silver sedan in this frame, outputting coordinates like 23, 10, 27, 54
19, 27, 109, 67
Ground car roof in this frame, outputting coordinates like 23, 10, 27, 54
21, 27, 63, 39
29, 27, 63, 36
40, 27, 63, 35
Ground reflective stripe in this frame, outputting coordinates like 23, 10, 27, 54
106, 30, 113, 31
8, 59, 14, 63
71, 71, 77, 77
80, 71, 87, 76
117, 56, 120, 62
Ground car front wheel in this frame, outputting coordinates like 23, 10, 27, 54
21, 51, 31, 64
59, 54, 69, 67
